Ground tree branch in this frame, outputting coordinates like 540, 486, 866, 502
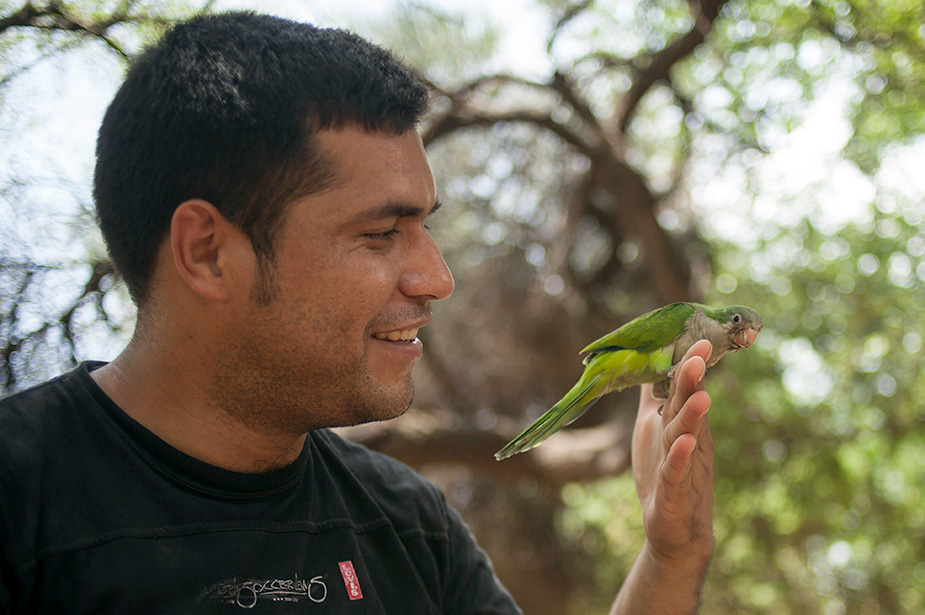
0, 1, 211, 60
336, 404, 634, 487
546, 0, 594, 54
424, 105, 599, 153
549, 70, 607, 139
424, 80, 693, 302
0, 259, 115, 392
58, 260, 116, 362
0, 264, 38, 391
616, 0, 731, 134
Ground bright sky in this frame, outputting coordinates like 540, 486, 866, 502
215, 0, 549, 74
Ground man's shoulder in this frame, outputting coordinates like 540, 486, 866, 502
0, 365, 93, 429
0, 367, 99, 548
0, 365, 100, 471
2, 370, 68, 426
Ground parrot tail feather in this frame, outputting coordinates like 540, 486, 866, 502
494, 375, 603, 460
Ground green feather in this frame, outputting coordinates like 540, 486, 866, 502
580, 302, 696, 356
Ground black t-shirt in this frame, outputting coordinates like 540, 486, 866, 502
0, 363, 520, 614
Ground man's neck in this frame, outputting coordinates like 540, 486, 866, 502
91, 344, 307, 474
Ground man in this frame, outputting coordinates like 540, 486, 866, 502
0, 11, 714, 614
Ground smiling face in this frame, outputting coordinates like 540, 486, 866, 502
211, 126, 454, 434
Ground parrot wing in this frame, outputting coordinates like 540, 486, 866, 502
580, 302, 697, 358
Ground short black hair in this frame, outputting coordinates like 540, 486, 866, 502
94, 11, 430, 305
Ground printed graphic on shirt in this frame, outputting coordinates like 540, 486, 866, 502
199, 574, 327, 608
338, 561, 364, 600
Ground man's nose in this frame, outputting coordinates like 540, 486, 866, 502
400, 230, 455, 301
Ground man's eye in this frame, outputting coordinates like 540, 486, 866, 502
366, 229, 400, 241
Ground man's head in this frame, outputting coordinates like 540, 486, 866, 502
94, 11, 431, 306
94, 12, 453, 433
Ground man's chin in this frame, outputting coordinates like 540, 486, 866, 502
343, 379, 415, 427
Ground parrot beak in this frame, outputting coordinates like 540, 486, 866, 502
734, 326, 760, 349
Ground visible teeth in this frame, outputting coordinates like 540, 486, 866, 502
373, 328, 418, 342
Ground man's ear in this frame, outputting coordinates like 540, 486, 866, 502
170, 199, 246, 302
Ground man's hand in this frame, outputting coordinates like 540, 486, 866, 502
633, 338, 715, 563
611, 339, 715, 615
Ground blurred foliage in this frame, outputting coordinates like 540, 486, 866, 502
704, 204, 924, 614
0, 0, 208, 65
560, 204, 925, 614
0, 0, 211, 389
678, 0, 925, 173
1, 1, 924, 614
389, 2, 925, 613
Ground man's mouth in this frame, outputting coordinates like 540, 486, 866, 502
372, 328, 419, 342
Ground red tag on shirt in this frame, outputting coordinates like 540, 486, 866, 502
338, 561, 363, 601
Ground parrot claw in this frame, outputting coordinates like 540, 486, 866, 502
651, 362, 681, 399
651, 380, 670, 398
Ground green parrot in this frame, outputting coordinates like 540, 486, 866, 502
494, 302, 763, 461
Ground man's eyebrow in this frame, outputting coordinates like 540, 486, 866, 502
358, 199, 443, 221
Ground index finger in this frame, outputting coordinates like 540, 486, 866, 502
665, 340, 713, 420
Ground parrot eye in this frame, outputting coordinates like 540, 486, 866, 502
732, 314, 741, 324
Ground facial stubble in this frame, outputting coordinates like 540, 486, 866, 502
209, 306, 417, 439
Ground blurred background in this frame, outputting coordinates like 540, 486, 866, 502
1, 0, 923, 613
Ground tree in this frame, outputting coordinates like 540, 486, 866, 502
344, 0, 925, 474
346, 1, 925, 612
2, 1, 923, 613
0, 0, 212, 390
